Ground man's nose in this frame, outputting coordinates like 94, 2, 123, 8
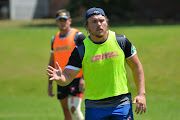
97, 21, 101, 26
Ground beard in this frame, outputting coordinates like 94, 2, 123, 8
89, 27, 108, 38
95, 33, 104, 38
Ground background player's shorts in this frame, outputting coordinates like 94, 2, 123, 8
85, 104, 134, 120
57, 77, 83, 100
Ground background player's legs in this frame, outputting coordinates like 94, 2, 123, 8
59, 96, 73, 120
68, 95, 84, 120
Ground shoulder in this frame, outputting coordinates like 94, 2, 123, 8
115, 33, 127, 42
115, 33, 128, 50
50, 35, 56, 50
74, 32, 86, 46
75, 32, 86, 38
115, 33, 137, 58
51, 35, 56, 45
52, 35, 56, 41
115, 33, 125, 38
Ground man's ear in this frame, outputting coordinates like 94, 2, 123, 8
56, 19, 58, 24
69, 18, 72, 24
86, 25, 89, 31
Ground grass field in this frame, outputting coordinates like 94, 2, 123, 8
0, 19, 180, 120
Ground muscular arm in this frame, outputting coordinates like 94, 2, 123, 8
47, 35, 55, 97
60, 68, 80, 86
126, 54, 145, 95
47, 53, 55, 97
126, 54, 146, 114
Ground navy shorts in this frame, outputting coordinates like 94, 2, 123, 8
85, 104, 134, 120
57, 77, 83, 100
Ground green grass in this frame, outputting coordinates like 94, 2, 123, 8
0, 19, 180, 120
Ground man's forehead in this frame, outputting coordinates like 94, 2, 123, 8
88, 14, 105, 20
57, 18, 68, 20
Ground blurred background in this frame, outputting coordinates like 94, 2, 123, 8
0, 0, 180, 120
0, 0, 180, 22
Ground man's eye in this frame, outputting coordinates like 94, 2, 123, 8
100, 20, 104, 23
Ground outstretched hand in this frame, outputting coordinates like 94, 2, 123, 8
47, 62, 62, 81
132, 95, 146, 114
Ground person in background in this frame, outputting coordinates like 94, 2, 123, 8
47, 7, 146, 120
47, 9, 85, 120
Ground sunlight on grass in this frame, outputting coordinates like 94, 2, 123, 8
0, 19, 179, 120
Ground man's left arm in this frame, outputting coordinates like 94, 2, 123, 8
126, 54, 146, 115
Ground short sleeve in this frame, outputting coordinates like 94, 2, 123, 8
124, 37, 137, 58
74, 32, 86, 46
66, 47, 82, 68
115, 33, 137, 58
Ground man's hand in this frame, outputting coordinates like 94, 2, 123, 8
48, 84, 55, 97
47, 62, 62, 81
132, 94, 146, 114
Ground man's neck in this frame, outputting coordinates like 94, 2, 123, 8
60, 27, 71, 35
90, 31, 108, 43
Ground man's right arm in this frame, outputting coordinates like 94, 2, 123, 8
48, 53, 54, 84
47, 47, 82, 87
47, 36, 55, 97
47, 53, 55, 97
47, 62, 80, 86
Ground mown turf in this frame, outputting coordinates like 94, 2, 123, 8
0, 19, 179, 120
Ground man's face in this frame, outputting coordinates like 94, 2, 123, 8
86, 15, 108, 38
56, 18, 72, 31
